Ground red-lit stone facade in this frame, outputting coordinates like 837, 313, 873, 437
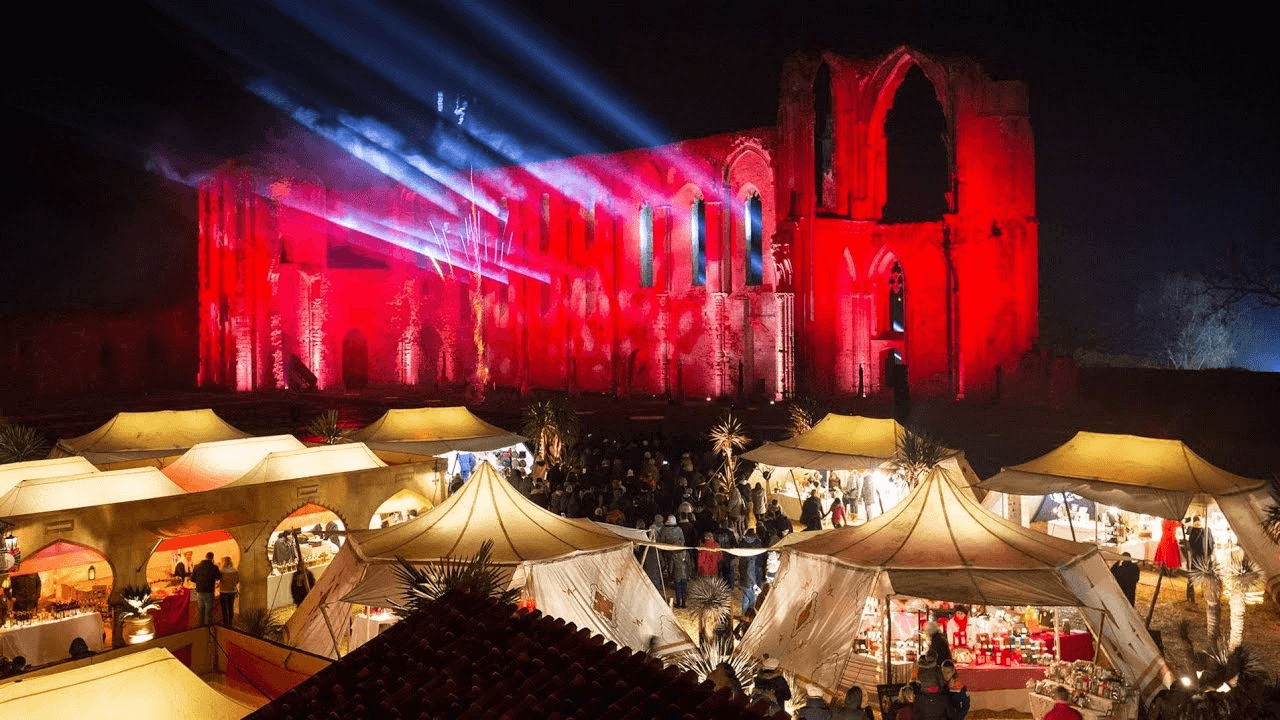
199, 47, 1037, 399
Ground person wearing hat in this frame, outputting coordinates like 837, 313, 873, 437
655, 515, 689, 606
754, 657, 791, 711
796, 684, 834, 720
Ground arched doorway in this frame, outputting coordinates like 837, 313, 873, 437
342, 329, 369, 390
368, 489, 434, 529
8, 540, 113, 616
144, 530, 242, 633
266, 503, 346, 610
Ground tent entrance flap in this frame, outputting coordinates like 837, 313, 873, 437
142, 509, 267, 553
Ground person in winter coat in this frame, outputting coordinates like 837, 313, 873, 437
728, 485, 747, 535
751, 483, 767, 521
831, 686, 875, 720
801, 490, 825, 531
738, 527, 762, 613
796, 685, 834, 720
698, 533, 721, 577
668, 537, 692, 608
754, 658, 791, 711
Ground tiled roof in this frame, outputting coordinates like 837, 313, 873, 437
249, 591, 786, 720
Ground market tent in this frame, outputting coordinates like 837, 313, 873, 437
0, 467, 188, 517
49, 409, 252, 469
161, 435, 307, 491
222, 443, 386, 488
980, 432, 1278, 603
0, 647, 252, 719
738, 465, 1172, 703
347, 406, 527, 460
0, 456, 98, 497
741, 414, 905, 470
287, 462, 693, 660
9, 540, 107, 576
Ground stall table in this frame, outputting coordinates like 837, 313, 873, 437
1029, 691, 1137, 720
1031, 631, 1094, 662
267, 561, 331, 609
0, 612, 104, 667
350, 611, 399, 650
959, 663, 1047, 712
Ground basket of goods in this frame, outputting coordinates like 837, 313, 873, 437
952, 646, 975, 665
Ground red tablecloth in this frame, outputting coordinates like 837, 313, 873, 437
958, 664, 1046, 692
1032, 631, 1094, 662
151, 588, 191, 637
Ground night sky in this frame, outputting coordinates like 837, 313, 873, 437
2, 1, 1275, 368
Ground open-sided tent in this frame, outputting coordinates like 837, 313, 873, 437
346, 406, 528, 464
0, 456, 98, 498
738, 465, 1172, 704
161, 435, 307, 492
980, 432, 1278, 603
287, 462, 693, 660
0, 647, 252, 719
742, 414, 905, 470
222, 443, 386, 488
0, 466, 188, 517
50, 409, 252, 469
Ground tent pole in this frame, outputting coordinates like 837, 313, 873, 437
1062, 493, 1077, 542
1093, 613, 1106, 664
883, 593, 892, 684
1053, 608, 1061, 661
1145, 566, 1165, 628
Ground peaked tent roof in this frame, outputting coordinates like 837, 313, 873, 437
162, 435, 307, 492
346, 406, 526, 456
51, 409, 252, 467
0, 648, 251, 719
357, 460, 627, 565
0, 456, 98, 498
980, 431, 1266, 519
222, 443, 386, 488
742, 414, 911, 470
785, 465, 1099, 606
0, 467, 189, 518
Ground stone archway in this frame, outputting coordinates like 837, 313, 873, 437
342, 329, 369, 391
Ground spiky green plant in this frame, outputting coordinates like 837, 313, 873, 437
1189, 556, 1224, 647
893, 425, 948, 486
236, 608, 285, 641
785, 396, 824, 439
676, 634, 757, 693
392, 539, 519, 617
1263, 478, 1280, 544
1225, 558, 1262, 650
709, 412, 750, 495
686, 575, 732, 645
114, 584, 159, 619
0, 423, 48, 464
520, 395, 580, 467
307, 410, 347, 445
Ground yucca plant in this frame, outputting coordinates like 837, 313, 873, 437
893, 425, 948, 487
307, 410, 347, 445
520, 395, 580, 467
1188, 556, 1224, 647
115, 584, 159, 619
677, 633, 757, 693
392, 539, 519, 617
708, 412, 750, 495
0, 423, 48, 464
686, 575, 732, 646
236, 608, 285, 641
785, 396, 824, 439
1225, 558, 1261, 650
1262, 477, 1280, 544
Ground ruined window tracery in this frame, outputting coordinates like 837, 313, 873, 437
691, 199, 706, 287
882, 66, 950, 223
639, 203, 654, 288
745, 194, 763, 286
813, 63, 834, 208
888, 260, 906, 332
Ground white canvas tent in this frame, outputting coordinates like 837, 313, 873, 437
0, 648, 252, 719
50, 409, 252, 469
980, 432, 1278, 604
738, 465, 1173, 704
0, 466, 189, 517
161, 435, 307, 492
347, 406, 528, 462
741, 414, 905, 470
222, 443, 386, 488
0, 456, 98, 498
287, 462, 693, 660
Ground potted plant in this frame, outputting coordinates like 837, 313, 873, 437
115, 585, 159, 644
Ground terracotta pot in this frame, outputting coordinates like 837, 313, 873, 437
122, 614, 156, 644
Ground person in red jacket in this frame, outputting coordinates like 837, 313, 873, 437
698, 533, 721, 577
1044, 686, 1083, 720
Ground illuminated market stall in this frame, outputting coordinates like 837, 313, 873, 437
738, 465, 1172, 714
980, 432, 1277, 604
286, 462, 693, 660
741, 414, 986, 525
347, 406, 530, 492
48, 409, 252, 470
160, 435, 307, 491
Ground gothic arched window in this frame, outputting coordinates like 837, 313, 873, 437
691, 199, 706, 286
745, 194, 763, 286
639, 203, 654, 288
888, 261, 905, 332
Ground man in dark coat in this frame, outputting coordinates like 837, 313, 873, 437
801, 490, 825, 531
1110, 552, 1141, 605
